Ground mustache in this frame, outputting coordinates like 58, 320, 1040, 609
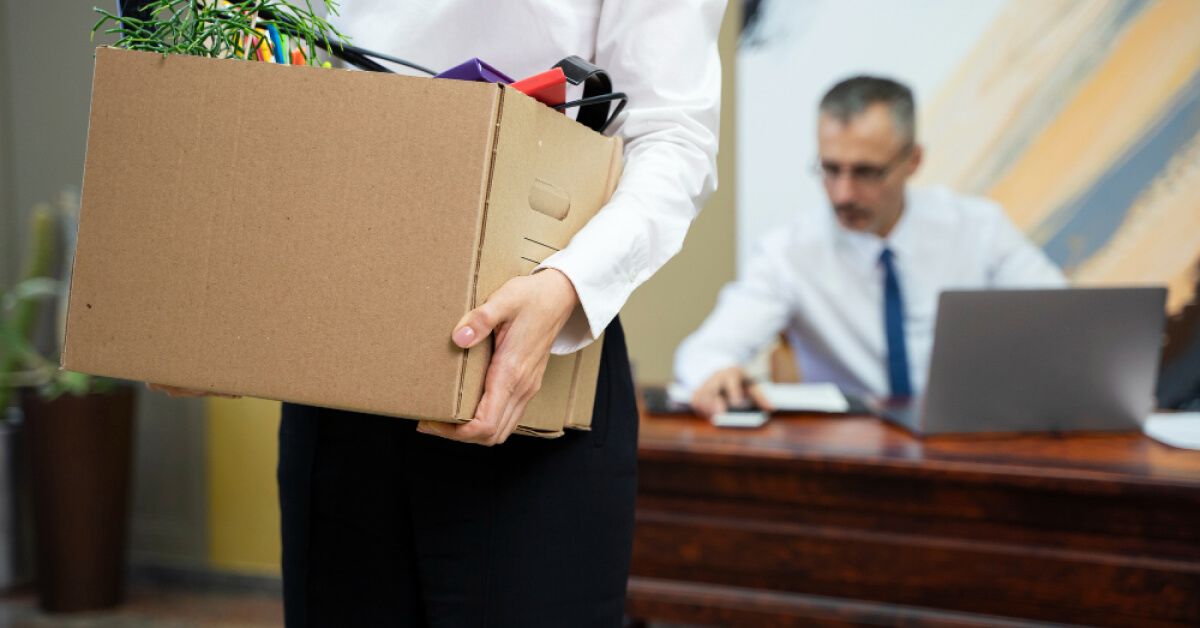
834, 204, 867, 215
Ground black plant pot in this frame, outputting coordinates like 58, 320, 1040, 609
0, 413, 32, 591
21, 386, 134, 613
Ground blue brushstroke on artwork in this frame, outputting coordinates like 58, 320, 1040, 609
1114, 0, 1152, 25
1039, 68, 1200, 269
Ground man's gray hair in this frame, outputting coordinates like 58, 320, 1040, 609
819, 76, 915, 144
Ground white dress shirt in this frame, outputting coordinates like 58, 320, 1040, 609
674, 186, 1068, 398
333, 0, 725, 353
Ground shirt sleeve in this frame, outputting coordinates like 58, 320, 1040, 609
985, 205, 1070, 288
535, 0, 726, 354
673, 232, 793, 394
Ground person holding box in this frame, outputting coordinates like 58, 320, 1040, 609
149, 0, 724, 624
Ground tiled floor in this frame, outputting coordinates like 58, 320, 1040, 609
0, 586, 282, 628
0, 586, 699, 627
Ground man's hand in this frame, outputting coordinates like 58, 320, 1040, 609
690, 366, 774, 418
418, 269, 579, 446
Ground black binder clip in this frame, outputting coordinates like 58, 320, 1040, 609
552, 56, 628, 135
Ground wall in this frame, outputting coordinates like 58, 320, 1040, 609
2, 1, 108, 282
0, 0, 12, 289
206, 398, 281, 574
622, 0, 741, 385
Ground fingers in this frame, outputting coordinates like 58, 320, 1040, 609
434, 274, 568, 445
146, 383, 205, 398
722, 370, 746, 409
747, 383, 774, 413
418, 350, 548, 446
692, 367, 757, 418
452, 298, 512, 349
691, 381, 719, 418
474, 351, 522, 439
491, 353, 547, 445
145, 382, 241, 399
487, 397, 521, 447
415, 392, 518, 446
417, 361, 519, 446
500, 395, 533, 445
692, 374, 732, 418
418, 381, 508, 444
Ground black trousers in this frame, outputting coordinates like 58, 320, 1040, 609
277, 319, 639, 627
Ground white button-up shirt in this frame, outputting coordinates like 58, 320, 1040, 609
674, 186, 1068, 398
333, 0, 725, 353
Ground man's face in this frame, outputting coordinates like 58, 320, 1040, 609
816, 103, 921, 237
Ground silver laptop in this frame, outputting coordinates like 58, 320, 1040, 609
882, 287, 1167, 435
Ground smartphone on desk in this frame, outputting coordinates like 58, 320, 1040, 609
711, 409, 770, 428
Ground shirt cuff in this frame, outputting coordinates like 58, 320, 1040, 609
534, 247, 633, 356
674, 353, 741, 396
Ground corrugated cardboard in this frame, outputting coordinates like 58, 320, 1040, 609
62, 48, 623, 437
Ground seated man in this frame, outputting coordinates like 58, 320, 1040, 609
675, 76, 1066, 417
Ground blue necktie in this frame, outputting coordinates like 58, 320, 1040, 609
880, 248, 913, 399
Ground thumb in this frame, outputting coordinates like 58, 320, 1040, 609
452, 301, 510, 349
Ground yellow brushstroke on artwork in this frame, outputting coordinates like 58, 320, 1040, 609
915, 0, 1114, 192
986, 0, 1200, 231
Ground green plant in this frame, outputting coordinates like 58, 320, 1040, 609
91, 0, 346, 64
0, 279, 114, 402
0, 204, 115, 409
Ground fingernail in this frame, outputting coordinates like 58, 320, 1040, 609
452, 326, 475, 347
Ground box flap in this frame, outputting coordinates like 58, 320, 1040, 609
458, 85, 623, 433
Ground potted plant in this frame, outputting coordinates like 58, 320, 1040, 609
0, 203, 57, 596
0, 200, 135, 613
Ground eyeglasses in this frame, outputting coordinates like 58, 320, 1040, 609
812, 143, 914, 185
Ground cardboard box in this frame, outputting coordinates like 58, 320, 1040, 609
62, 48, 624, 437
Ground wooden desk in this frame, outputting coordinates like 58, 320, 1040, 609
627, 413, 1200, 627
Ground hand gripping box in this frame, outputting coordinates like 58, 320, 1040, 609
62, 48, 624, 437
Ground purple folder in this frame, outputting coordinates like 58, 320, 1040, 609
435, 58, 514, 84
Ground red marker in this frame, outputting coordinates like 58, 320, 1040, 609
511, 68, 567, 109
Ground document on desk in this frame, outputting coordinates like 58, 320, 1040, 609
1144, 412, 1200, 450
758, 383, 850, 413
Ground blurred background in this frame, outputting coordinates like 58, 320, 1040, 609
0, 0, 1197, 624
